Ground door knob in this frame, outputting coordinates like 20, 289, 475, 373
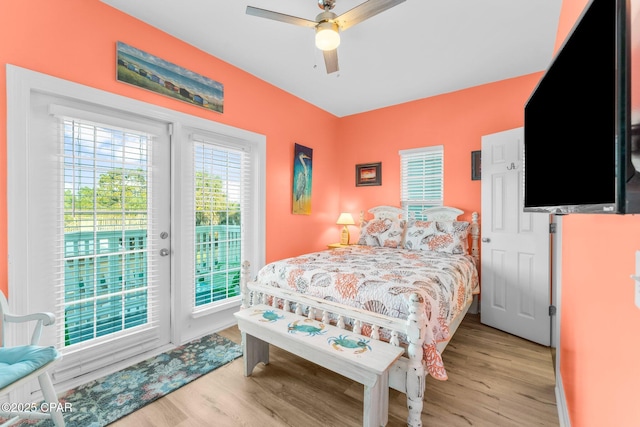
160, 248, 169, 256
482, 238, 491, 243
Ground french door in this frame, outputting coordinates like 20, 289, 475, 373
17, 93, 172, 388
7, 65, 266, 398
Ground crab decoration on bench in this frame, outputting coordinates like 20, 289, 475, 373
287, 319, 327, 336
328, 335, 372, 354
251, 309, 285, 323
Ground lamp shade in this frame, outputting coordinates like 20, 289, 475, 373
315, 21, 340, 51
336, 212, 355, 225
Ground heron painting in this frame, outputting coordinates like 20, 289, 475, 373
292, 143, 313, 215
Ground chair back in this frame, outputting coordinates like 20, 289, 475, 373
0, 291, 8, 346
0, 291, 66, 426
0, 292, 55, 347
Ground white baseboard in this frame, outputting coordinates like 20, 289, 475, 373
556, 371, 571, 426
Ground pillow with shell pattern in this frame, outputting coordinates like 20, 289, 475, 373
404, 220, 470, 254
357, 218, 405, 248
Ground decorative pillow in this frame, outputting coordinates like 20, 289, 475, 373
404, 220, 470, 254
357, 218, 404, 248
403, 220, 437, 250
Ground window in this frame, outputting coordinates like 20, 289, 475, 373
399, 145, 444, 219
192, 138, 246, 308
61, 118, 155, 346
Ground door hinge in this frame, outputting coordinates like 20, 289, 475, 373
168, 123, 174, 136
549, 305, 557, 316
549, 223, 557, 234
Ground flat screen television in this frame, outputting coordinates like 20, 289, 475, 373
524, 0, 640, 214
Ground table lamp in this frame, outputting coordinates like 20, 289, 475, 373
336, 212, 355, 245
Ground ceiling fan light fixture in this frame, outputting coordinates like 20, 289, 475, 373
315, 21, 340, 51
247, 0, 406, 73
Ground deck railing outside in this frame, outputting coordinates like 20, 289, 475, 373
63, 225, 241, 345
194, 225, 242, 305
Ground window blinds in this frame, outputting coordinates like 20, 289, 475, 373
399, 145, 444, 219
190, 133, 251, 311
55, 112, 162, 351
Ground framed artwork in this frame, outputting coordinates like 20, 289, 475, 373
471, 150, 481, 180
116, 41, 224, 113
293, 143, 313, 215
356, 162, 382, 186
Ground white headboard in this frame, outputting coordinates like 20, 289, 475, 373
421, 206, 464, 221
359, 205, 472, 223
361, 205, 404, 223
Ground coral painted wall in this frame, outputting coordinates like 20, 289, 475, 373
561, 215, 640, 426
555, 1, 640, 426
336, 73, 542, 232
0, 0, 341, 296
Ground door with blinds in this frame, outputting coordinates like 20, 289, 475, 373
7, 65, 266, 398
173, 128, 257, 342
19, 92, 172, 389
192, 136, 243, 307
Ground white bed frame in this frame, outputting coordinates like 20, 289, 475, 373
240, 206, 480, 427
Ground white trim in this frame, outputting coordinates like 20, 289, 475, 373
48, 103, 164, 136
191, 298, 241, 319
553, 215, 568, 426
552, 216, 562, 350
398, 145, 444, 156
555, 370, 571, 426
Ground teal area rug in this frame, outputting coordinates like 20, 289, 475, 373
16, 333, 242, 427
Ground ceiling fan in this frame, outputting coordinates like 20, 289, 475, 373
246, 0, 406, 74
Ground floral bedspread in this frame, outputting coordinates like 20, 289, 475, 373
255, 245, 479, 380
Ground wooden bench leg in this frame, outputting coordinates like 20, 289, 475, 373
242, 332, 270, 376
363, 375, 387, 427
379, 372, 390, 426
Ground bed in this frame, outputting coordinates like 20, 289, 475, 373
239, 206, 480, 426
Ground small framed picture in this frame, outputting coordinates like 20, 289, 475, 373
356, 162, 382, 186
471, 150, 481, 181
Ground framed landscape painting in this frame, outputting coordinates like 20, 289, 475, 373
355, 162, 382, 186
116, 41, 224, 113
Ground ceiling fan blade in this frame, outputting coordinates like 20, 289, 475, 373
323, 49, 339, 74
336, 0, 406, 31
246, 6, 317, 28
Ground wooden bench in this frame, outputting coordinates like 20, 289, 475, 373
234, 304, 405, 427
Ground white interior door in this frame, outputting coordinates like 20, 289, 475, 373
480, 127, 551, 346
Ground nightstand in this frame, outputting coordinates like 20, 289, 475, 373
327, 243, 350, 249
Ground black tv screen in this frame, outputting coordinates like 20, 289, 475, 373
524, 0, 640, 214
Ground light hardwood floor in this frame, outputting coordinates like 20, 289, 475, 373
112, 314, 559, 427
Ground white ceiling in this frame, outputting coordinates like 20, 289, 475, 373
101, 0, 563, 117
